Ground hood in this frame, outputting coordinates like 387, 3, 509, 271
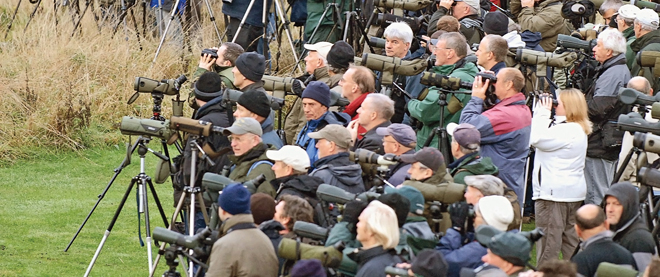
602, 182, 640, 232
503, 31, 526, 48
262, 112, 275, 133
196, 96, 226, 119
520, 30, 543, 49
631, 29, 660, 52
314, 152, 364, 187
259, 219, 285, 239
322, 110, 351, 127
272, 174, 324, 195
460, 156, 499, 176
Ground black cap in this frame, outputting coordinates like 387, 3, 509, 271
483, 12, 509, 36
237, 89, 271, 118
378, 193, 410, 228
194, 72, 224, 102
235, 52, 265, 82
327, 41, 355, 70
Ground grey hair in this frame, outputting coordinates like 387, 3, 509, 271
597, 28, 626, 55
464, 175, 505, 196
383, 22, 414, 44
599, 0, 623, 15
628, 76, 652, 95
439, 32, 468, 58
365, 93, 395, 120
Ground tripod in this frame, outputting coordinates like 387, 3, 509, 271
83, 136, 170, 276
422, 89, 453, 164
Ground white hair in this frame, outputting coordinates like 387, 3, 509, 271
597, 28, 626, 55
365, 93, 395, 120
383, 22, 414, 44
599, 0, 623, 15
361, 201, 400, 249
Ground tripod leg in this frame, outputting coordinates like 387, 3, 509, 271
148, 177, 170, 227
613, 147, 636, 184
24, 0, 43, 33
150, 186, 189, 277
141, 177, 154, 272
150, 0, 185, 68
273, 0, 302, 73
4, 0, 22, 39
84, 178, 137, 277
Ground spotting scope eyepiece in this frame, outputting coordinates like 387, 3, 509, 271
618, 87, 660, 106
316, 184, 356, 204
557, 34, 597, 54
152, 226, 212, 249
293, 221, 330, 242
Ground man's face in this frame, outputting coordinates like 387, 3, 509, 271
407, 162, 433, 180
304, 51, 323, 75
481, 249, 508, 270
493, 71, 511, 100
602, 9, 616, 25
274, 201, 290, 230
302, 98, 327, 120
271, 160, 291, 178
340, 69, 358, 100
215, 46, 230, 67
232, 66, 245, 89
475, 39, 491, 68
382, 135, 398, 154
357, 98, 375, 127
593, 39, 611, 63
451, 1, 469, 20
233, 103, 255, 119
605, 195, 624, 225
356, 208, 372, 244
230, 133, 257, 156
385, 37, 410, 58
433, 40, 451, 66
464, 186, 484, 205
315, 138, 333, 158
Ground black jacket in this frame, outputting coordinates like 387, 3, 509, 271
311, 152, 366, 194
603, 182, 656, 270
351, 246, 401, 277
272, 174, 331, 227
571, 232, 636, 277
352, 121, 391, 154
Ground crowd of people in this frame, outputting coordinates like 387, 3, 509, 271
160, 0, 660, 276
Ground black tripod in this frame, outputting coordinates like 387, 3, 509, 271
422, 89, 453, 164
83, 136, 170, 276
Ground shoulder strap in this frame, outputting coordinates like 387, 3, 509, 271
248, 160, 274, 176
227, 222, 257, 234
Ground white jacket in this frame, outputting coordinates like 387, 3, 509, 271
529, 108, 588, 202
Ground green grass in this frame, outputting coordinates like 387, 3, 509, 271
0, 144, 179, 276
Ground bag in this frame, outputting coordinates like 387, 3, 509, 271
601, 121, 625, 148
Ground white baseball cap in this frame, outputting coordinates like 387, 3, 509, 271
636, 8, 660, 29
303, 42, 334, 60
266, 145, 310, 172
618, 4, 640, 20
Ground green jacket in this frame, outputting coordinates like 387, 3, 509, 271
631, 29, 660, 93
623, 27, 637, 70
304, 0, 350, 43
517, 0, 571, 52
407, 61, 478, 150
228, 143, 277, 197
187, 66, 235, 109
449, 152, 498, 185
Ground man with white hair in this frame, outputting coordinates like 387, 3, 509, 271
428, 0, 484, 44
348, 93, 394, 154
631, 9, 660, 92
380, 22, 415, 124
584, 28, 631, 205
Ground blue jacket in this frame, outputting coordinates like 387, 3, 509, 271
295, 111, 351, 166
459, 93, 531, 201
261, 113, 283, 149
436, 228, 486, 277
222, 0, 272, 27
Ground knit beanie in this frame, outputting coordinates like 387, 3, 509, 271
301, 81, 331, 107
378, 193, 410, 228
290, 259, 327, 277
237, 89, 271, 118
483, 12, 509, 36
218, 184, 251, 215
235, 52, 266, 82
250, 193, 275, 225
194, 72, 224, 102
327, 41, 355, 70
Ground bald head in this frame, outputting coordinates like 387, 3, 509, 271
628, 76, 653, 96
575, 204, 607, 234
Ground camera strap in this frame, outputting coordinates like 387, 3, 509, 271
226, 222, 257, 234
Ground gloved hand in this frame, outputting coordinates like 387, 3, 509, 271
449, 201, 470, 233
342, 199, 369, 235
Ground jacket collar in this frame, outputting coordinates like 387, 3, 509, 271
490, 62, 507, 74
229, 142, 269, 164
580, 230, 614, 250
448, 152, 480, 170
631, 29, 660, 52
241, 81, 266, 92
353, 245, 392, 265
221, 213, 255, 233
497, 93, 527, 107
314, 152, 350, 168
362, 121, 391, 137
313, 66, 330, 81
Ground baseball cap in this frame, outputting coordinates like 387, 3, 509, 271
475, 225, 531, 267
308, 124, 353, 149
464, 175, 505, 196
477, 195, 514, 231
447, 123, 480, 149
222, 117, 263, 136
304, 42, 334, 60
455, 0, 481, 13
637, 8, 659, 29
266, 145, 311, 172
399, 147, 445, 173
618, 4, 640, 20
376, 123, 417, 148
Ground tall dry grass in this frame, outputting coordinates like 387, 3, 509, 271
0, 0, 301, 165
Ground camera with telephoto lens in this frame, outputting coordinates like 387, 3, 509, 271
557, 34, 597, 54
373, 13, 424, 34
352, 148, 399, 166
201, 48, 219, 59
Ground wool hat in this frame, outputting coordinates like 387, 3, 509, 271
447, 123, 481, 149
385, 185, 425, 215
218, 183, 251, 215
464, 175, 505, 196
237, 89, 271, 118
290, 259, 327, 277
400, 147, 445, 173
194, 72, 224, 102
222, 117, 263, 136
327, 41, 355, 70
302, 81, 331, 107
475, 225, 531, 266
378, 193, 410, 228
455, 0, 481, 13
483, 12, 509, 36
235, 52, 266, 82
266, 145, 311, 172
308, 124, 353, 149
376, 123, 417, 148
411, 249, 449, 277
303, 42, 334, 59
250, 193, 276, 225
477, 195, 514, 231
618, 4, 640, 20
637, 8, 659, 29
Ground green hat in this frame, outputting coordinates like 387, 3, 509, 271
475, 225, 531, 267
385, 186, 425, 215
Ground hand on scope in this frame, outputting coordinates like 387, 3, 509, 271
471, 75, 489, 100
539, 94, 553, 111
521, 0, 534, 8
199, 49, 218, 71
449, 201, 470, 234
440, 0, 454, 10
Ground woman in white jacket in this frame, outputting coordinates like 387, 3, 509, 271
530, 88, 592, 267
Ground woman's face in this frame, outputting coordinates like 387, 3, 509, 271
555, 95, 566, 117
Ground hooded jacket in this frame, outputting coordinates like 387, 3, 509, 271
272, 174, 330, 227
228, 143, 277, 197
602, 182, 656, 271
517, 0, 571, 52
448, 152, 499, 185
295, 111, 351, 166
310, 152, 366, 194
631, 29, 660, 93
352, 246, 401, 277
408, 60, 479, 150
503, 31, 526, 48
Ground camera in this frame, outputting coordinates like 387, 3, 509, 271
119, 116, 177, 144
353, 149, 399, 166
201, 48, 218, 59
